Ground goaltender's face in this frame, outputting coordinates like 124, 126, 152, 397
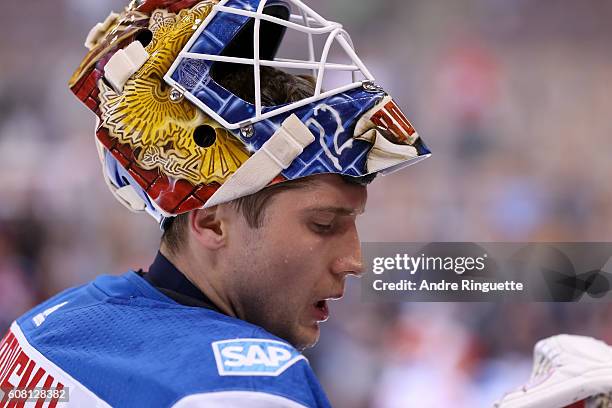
222, 174, 366, 350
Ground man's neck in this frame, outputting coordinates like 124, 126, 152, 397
159, 247, 238, 318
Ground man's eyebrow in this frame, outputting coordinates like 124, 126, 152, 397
304, 206, 365, 216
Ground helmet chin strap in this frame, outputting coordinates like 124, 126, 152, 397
204, 114, 314, 208
104, 41, 150, 93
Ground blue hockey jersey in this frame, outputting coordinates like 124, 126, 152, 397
0, 271, 333, 407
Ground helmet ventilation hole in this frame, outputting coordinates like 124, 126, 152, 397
193, 125, 217, 148
135, 29, 153, 47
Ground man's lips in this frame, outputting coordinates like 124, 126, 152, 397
312, 293, 342, 322
313, 300, 329, 322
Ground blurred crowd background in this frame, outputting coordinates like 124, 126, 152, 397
1, 0, 612, 406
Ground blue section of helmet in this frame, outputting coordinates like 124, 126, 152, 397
283, 90, 378, 178
247, 88, 381, 178
169, 0, 431, 183
190, 10, 249, 56
191, 80, 256, 123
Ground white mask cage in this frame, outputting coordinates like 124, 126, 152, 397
164, 0, 376, 130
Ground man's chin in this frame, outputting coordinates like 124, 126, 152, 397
263, 318, 321, 351
293, 323, 321, 351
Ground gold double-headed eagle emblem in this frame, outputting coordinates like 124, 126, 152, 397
98, 2, 250, 186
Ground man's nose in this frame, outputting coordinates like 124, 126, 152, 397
331, 228, 364, 278
331, 255, 364, 279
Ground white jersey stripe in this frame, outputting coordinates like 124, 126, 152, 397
5, 322, 112, 408
172, 390, 309, 408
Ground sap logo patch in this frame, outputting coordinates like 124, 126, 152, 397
212, 338, 306, 376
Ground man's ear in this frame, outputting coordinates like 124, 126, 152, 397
189, 207, 226, 250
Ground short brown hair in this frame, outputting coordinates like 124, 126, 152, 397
162, 174, 374, 254
212, 64, 316, 107
162, 178, 314, 254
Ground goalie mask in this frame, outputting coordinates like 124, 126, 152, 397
70, 0, 431, 226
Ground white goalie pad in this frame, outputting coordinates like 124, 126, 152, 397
495, 335, 612, 408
